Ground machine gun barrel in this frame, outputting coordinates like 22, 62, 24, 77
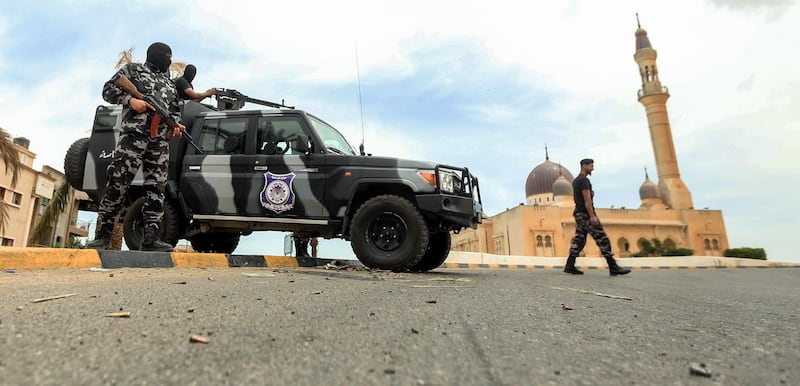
214, 88, 294, 110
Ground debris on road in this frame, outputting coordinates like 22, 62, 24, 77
105, 311, 131, 318
425, 300, 437, 304
551, 286, 633, 301
173, 281, 187, 285
4, 269, 16, 274
190, 335, 210, 344
689, 363, 712, 377
561, 303, 573, 310
241, 273, 276, 278
31, 293, 78, 303
89, 268, 111, 272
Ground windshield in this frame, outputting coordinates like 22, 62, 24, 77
308, 114, 357, 155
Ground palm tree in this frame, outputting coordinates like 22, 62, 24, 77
28, 180, 71, 246
0, 126, 21, 235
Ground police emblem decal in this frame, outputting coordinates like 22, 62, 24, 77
260, 172, 296, 213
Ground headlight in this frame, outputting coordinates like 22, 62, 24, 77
439, 169, 461, 194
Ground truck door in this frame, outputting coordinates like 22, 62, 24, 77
180, 115, 251, 215
250, 115, 327, 218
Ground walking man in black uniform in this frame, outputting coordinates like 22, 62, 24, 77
564, 159, 631, 276
87, 42, 185, 252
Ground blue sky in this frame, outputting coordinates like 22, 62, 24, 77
1, 0, 798, 262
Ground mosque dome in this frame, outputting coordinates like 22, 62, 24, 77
635, 28, 652, 50
639, 170, 659, 199
525, 155, 574, 197
552, 175, 573, 197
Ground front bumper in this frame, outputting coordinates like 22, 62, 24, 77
416, 194, 481, 229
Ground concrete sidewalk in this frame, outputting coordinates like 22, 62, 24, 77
0, 247, 797, 271
442, 251, 800, 270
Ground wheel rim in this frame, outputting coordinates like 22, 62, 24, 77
367, 212, 407, 252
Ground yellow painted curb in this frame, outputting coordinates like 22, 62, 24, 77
0, 247, 101, 270
171, 252, 229, 268
265, 255, 300, 267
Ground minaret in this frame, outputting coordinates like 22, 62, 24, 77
633, 15, 693, 210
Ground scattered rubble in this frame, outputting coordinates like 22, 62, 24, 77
31, 293, 78, 303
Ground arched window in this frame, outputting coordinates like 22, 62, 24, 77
544, 236, 553, 248
712, 239, 719, 250
536, 235, 543, 247
663, 238, 676, 250
618, 238, 630, 252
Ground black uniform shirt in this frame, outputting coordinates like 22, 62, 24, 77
572, 175, 593, 214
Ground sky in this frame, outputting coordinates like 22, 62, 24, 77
1, 0, 798, 263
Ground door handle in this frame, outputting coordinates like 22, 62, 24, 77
188, 165, 201, 171
254, 166, 268, 171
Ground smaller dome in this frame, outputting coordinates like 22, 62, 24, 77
639, 173, 659, 199
553, 175, 573, 197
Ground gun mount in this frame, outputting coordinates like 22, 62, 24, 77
214, 88, 295, 111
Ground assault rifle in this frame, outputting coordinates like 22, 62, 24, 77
214, 88, 295, 111
114, 75, 203, 153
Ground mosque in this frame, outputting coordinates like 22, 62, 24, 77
451, 21, 729, 258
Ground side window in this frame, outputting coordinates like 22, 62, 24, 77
256, 117, 307, 155
199, 117, 248, 155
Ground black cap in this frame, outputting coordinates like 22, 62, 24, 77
580, 158, 594, 166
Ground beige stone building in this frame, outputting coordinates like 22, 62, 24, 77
0, 137, 89, 247
452, 22, 729, 258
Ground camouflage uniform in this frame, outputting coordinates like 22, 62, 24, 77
568, 212, 613, 258
95, 62, 181, 238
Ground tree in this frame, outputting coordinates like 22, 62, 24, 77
0, 126, 21, 235
28, 179, 72, 246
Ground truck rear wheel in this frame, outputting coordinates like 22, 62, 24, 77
123, 197, 184, 250
189, 233, 241, 254
64, 137, 89, 191
409, 231, 451, 272
350, 195, 429, 271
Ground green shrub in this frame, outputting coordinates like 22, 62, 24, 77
663, 248, 694, 256
724, 247, 766, 260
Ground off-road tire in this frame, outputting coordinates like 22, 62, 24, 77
409, 231, 451, 272
350, 195, 429, 271
64, 137, 89, 191
189, 233, 241, 254
123, 197, 184, 250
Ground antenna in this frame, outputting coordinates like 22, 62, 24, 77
355, 42, 366, 156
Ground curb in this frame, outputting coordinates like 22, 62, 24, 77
0, 247, 324, 270
1, 247, 798, 270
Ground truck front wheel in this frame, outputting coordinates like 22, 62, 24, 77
123, 197, 185, 250
350, 195, 429, 271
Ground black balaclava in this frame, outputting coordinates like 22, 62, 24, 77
146, 42, 172, 73
183, 64, 197, 82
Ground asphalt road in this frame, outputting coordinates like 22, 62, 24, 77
0, 267, 797, 386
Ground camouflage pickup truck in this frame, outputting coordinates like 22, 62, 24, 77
64, 93, 482, 271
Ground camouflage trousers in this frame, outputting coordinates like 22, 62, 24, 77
97, 131, 169, 231
568, 212, 614, 258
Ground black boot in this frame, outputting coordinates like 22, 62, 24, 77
606, 256, 631, 276
140, 224, 174, 252
86, 223, 114, 250
564, 256, 584, 275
